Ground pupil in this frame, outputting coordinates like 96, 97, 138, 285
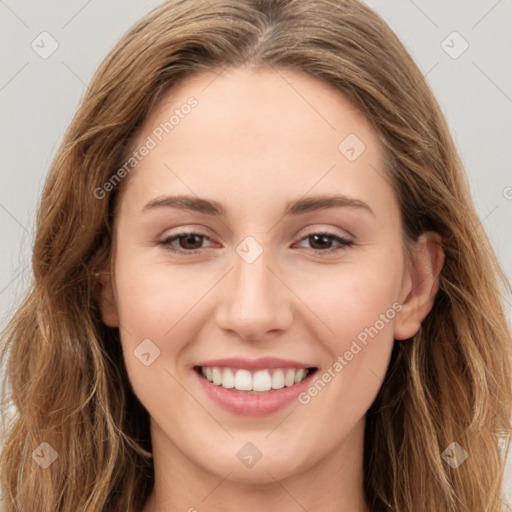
181, 234, 201, 249
311, 234, 330, 249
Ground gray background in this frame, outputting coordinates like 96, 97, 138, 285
1, 0, 511, 506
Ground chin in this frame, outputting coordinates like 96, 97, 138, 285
207, 450, 309, 484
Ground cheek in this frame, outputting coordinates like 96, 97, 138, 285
301, 249, 404, 348
111, 249, 202, 390
113, 245, 202, 338
297, 248, 403, 408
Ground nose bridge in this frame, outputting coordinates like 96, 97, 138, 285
233, 249, 273, 306
215, 236, 292, 339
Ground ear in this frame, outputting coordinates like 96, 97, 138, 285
96, 270, 120, 328
394, 232, 445, 340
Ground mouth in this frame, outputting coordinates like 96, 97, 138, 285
193, 359, 319, 416
194, 366, 318, 394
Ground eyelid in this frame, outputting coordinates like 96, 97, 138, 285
159, 223, 353, 242
294, 223, 355, 241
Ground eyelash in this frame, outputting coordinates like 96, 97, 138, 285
157, 230, 354, 256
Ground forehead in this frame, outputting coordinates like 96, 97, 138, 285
117, 66, 395, 222
137, 65, 379, 155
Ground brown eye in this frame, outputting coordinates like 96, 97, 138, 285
296, 232, 353, 254
158, 232, 212, 254
176, 234, 205, 250
308, 233, 334, 250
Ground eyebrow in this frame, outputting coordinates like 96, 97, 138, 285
141, 193, 374, 217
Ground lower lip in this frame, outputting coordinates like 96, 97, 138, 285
194, 369, 316, 416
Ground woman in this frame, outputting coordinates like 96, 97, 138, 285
1, 0, 511, 510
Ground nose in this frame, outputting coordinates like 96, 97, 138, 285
214, 245, 294, 342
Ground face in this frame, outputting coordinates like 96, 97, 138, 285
100, 66, 435, 486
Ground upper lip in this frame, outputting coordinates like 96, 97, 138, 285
194, 357, 315, 371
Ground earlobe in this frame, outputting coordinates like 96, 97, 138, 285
96, 271, 120, 328
394, 232, 445, 341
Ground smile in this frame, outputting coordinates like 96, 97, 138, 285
193, 358, 319, 416
196, 366, 316, 393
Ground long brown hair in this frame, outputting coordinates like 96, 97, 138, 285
1, 0, 511, 510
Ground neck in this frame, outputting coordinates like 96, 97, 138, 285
142, 416, 369, 512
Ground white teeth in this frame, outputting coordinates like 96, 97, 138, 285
222, 368, 235, 388
200, 366, 311, 391
294, 368, 306, 384
234, 369, 252, 391
253, 370, 272, 392
271, 369, 285, 390
212, 368, 222, 385
284, 369, 295, 387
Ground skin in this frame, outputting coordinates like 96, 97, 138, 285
99, 65, 444, 512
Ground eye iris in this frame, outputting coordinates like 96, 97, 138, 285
310, 234, 332, 250
179, 234, 203, 250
